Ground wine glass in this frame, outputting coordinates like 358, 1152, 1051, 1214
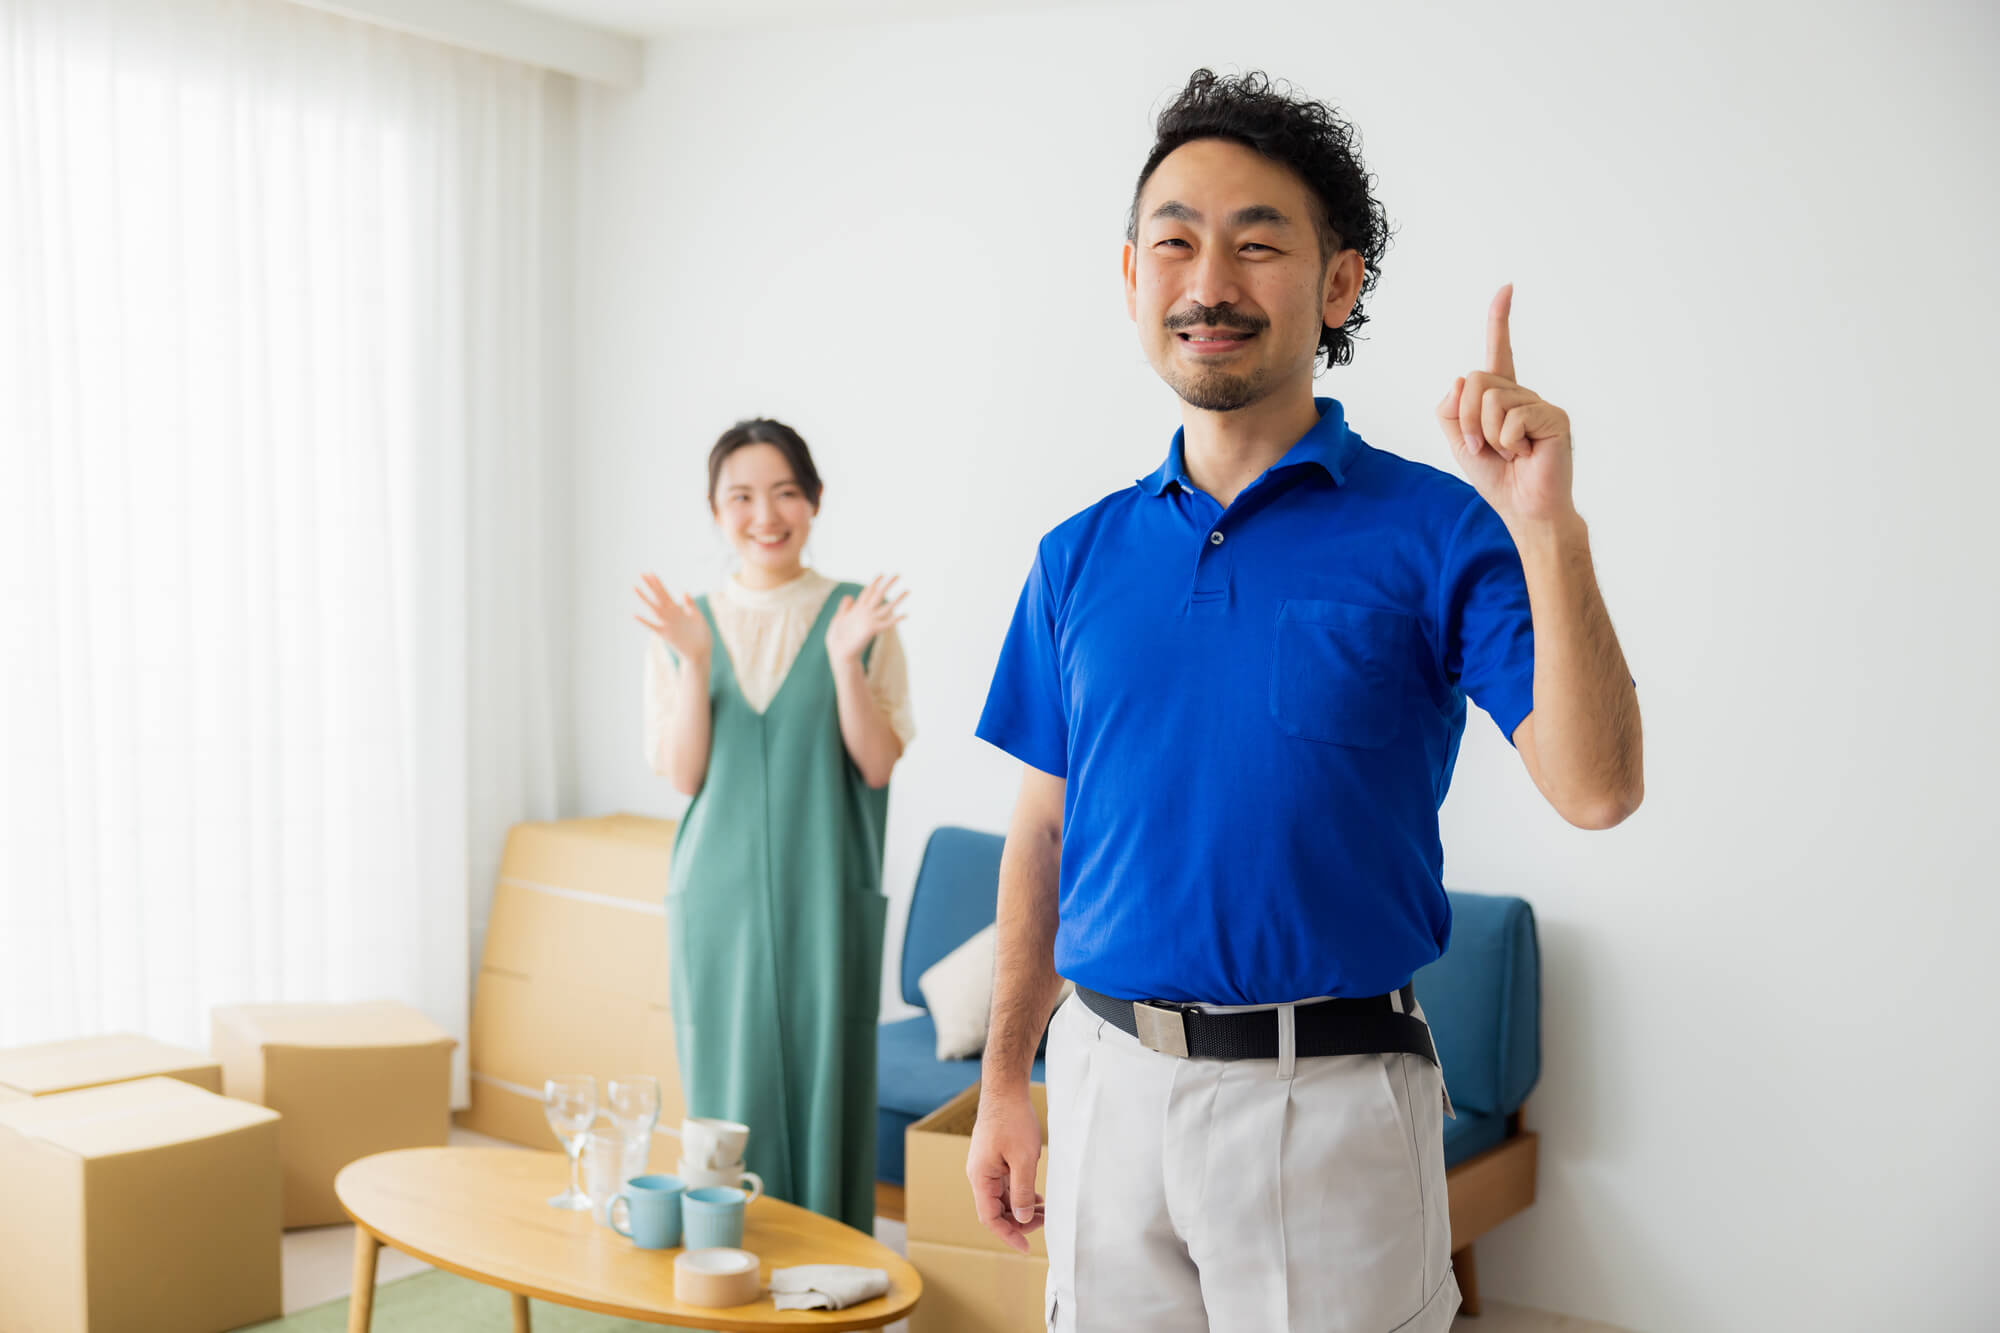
607, 1076, 662, 1183
607, 1076, 661, 1136
543, 1075, 598, 1210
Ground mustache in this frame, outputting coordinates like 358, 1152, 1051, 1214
1164, 304, 1267, 334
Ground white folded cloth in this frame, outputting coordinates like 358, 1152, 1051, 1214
768, 1264, 891, 1310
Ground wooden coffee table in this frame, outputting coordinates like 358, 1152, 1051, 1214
335, 1147, 921, 1332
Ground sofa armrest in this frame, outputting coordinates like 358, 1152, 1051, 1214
1415, 891, 1540, 1118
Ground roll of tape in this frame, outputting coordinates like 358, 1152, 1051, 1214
674, 1247, 762, 1308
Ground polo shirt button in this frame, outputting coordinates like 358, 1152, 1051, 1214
1209, 531, 1225, 546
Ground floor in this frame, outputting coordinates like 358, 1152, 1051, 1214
283, 1128, 1623, 1332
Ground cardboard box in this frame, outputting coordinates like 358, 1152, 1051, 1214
0, 1076, 282, 1333
907, 1241, 1049, 1333
906, 1080, 1049, 1258
492, 813, 679, 910
459, 814, 686, 1147
483, 877, 671, 1008
468, 971, 678, 1091
211, 1000, 455, 1228
0, 1033, 222, 1102
464, 971, 684, 1142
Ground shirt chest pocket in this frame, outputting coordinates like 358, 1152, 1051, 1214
1270, 600, 1422, 749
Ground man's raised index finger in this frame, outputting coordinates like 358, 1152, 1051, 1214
1486, 283, 1516, 381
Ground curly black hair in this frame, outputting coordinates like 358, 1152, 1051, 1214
1128, 69, 1393, 368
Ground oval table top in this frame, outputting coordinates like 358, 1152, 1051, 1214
335, 1147, 921, 1332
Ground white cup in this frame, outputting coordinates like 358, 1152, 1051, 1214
676, 1157, 763, 1201
662, 1117, 749, 1171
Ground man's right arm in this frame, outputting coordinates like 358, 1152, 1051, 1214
967, 765, 1065, 1254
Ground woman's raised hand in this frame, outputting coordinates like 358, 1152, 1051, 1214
826, 574, 908, 667
634, 573, 713, 665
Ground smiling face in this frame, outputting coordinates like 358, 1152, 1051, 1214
1124, 137, 1361, 413
710, 443, 815, 580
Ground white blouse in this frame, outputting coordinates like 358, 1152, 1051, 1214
644, 569, 915, 776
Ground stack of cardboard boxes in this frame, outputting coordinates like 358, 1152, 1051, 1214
0, 1043, 282, 1333
458, 813, 684, 1163
0, 813, 681, 1332
0, 1002, 459, 1332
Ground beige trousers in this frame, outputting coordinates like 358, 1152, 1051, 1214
1041, 992, 1460, 1333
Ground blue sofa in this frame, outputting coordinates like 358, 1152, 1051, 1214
875, 826, 1541, 1308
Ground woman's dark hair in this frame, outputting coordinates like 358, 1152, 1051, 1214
706, 418, 823, 511
1128, 68, 1393, 368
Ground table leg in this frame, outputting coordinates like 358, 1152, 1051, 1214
347, 1229, 381, 1333
511, 1291, 532, 1332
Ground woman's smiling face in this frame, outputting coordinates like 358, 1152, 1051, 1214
711, 442, 816, 579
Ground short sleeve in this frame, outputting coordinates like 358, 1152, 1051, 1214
976, 549, 1068, 777
863, 623, 917, 748
643, 635, 680, 775
1438, 496, 1537, 745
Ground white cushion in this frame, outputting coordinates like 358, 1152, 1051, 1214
917, 924, 1075, 1062
919, 924, 997, 1061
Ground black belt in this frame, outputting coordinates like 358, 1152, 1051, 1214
1077, 984, 1437, 1065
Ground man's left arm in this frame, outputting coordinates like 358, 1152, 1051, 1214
1508, 517, 1642, 828
1438, 283, 1644, 830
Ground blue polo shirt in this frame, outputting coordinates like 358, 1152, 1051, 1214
977, 397, 1536, 1005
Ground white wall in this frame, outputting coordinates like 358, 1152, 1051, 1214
563, 2, 2000, 1328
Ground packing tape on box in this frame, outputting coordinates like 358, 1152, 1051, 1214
674, 1248, 761, 1307
497, 876, 665, 917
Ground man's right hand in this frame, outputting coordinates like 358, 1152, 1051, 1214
967, 1083, 1045, 1254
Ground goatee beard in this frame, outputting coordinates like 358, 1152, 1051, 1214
1166, 362, 1276, 413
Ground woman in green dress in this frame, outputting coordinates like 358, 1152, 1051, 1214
634, 418, 912, 1231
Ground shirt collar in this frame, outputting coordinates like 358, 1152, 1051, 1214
1138, 397, 1360, 496
723, 566, 829, 611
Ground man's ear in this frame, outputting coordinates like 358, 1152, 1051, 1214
1323, 251, 1365, 331
1122, 241, 1139, 323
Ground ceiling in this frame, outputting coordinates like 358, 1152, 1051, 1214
505, 0, 1089, 39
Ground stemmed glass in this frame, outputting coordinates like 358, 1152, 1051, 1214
543, 1075, 598, 1210
607, 1076, 662, 1184
607, 1076, 661, 1138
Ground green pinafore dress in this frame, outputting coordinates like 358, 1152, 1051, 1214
664, 583, 889, 1232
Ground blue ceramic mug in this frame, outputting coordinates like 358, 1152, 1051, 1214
610, 1173, 685, 1249
681, 1186, 750, 1250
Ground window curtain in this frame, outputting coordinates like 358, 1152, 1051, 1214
0, 0, 567, 1104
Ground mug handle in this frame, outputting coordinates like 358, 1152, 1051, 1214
609, 1196, 633, 1239
737, 1171, 763, 1205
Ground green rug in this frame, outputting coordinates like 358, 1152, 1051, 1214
238, 1270, 700, 1332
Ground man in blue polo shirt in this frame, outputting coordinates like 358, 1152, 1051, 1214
967, 69, 1643, 1333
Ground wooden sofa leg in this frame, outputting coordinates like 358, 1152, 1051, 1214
1453, 1244, 1480, 1316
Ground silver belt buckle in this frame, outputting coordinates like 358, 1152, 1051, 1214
1132, 1001, 1190, 1058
